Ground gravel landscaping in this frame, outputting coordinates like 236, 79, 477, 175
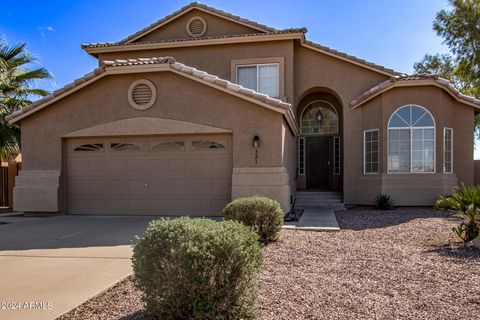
59, 207, 480, 320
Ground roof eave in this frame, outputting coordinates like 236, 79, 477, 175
301, 40, 399, 77
83, 33, 305, 57
351, 79, 480, 110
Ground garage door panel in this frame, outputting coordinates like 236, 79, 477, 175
145, 159, 169, 173
211, 178, 231, 197
188, 179, 211, 197
67, 135, 232, 215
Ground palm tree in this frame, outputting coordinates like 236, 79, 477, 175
435, 183, 480, 244
0, 38, 52, 160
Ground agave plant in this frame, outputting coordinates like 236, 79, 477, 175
435, 183, 480, 244
374, 194, 394, 210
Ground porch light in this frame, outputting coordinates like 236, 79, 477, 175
316, 111, 323, 124
252, 135, 260, 148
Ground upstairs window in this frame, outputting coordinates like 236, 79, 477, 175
237, 64, 279, 97
388, 105, 435, 173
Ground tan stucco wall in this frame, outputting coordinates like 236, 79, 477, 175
347, 86, 474, 205
18, 71, 294, 212
133, 9, 262, 43
98, 40, 295, 103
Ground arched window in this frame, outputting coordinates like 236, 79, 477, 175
301, 101, 338, 134
388, 105, 435, 173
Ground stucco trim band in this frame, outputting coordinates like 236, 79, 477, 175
62, 117, 232, 137
83, 32, 305, 55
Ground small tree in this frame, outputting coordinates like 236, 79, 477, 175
0, 38, 52, 159
435, 183, 480, 243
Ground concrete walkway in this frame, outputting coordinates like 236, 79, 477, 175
295, 207, 341, 231
0, 215, 159, 320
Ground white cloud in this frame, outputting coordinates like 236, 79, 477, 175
37, 26, 55, 41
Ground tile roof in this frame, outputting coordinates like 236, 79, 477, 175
350, 74, 480, 109
82, 29, 308, 49
7, 57, 294, 126
119, 2, 280, 44
302, 40, 399, 76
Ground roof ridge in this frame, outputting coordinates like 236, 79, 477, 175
118, 2, 284, 44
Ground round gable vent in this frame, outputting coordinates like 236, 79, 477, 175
128, 79, 156, 110
186, 16, 207, 38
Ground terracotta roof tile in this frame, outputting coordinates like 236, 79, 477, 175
350, 74, 480, 109
82, 29, 307, 49
7, 56, 292, 122
303, 40, 398, 75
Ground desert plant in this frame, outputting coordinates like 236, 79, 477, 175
132, 217, 262, 320
374, 194, 394, 210
435, 183, 480, 243
223, 196, 284, 244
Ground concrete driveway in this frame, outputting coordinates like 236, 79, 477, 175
0, 215, 160, 320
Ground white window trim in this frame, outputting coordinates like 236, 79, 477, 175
298, 137, 305, 175
387, 105, 436, 174
333, 136, 341, 175
443, 127, 453, 174
363, 129, 379, 175
236, 63, 280, 98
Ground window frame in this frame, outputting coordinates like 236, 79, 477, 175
333, 136, 341, 175
300, 100, 339, 135
364, 129, 379, 175
387, 105, 436, 174
236, 63, 280, 98
298, 137, 305, 175
231, 57, 284, 99
443, 127, 453, 174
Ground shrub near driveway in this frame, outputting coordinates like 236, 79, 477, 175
223, 196, 284, 244
132, 218, 262, 320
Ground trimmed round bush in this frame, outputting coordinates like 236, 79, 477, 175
223, 196, 284, 244
132, 217, 262, 320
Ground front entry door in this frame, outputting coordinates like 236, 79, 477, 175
306, 137, 332, 190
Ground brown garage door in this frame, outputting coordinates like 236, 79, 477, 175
66, 135, 232, 215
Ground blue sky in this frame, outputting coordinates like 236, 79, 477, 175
3, 0, 477, 156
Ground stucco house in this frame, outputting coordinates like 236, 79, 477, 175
7, 3, 480, 215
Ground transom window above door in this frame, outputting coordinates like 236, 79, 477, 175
237, 64, 279, 97
301, 101, 338, 135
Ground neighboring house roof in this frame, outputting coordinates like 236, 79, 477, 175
350, 74, 480, 109
7, 57, 299, 134
119, 2, 279, 44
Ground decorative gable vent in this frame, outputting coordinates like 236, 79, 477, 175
128, 79, 156, 110
186, 16, 207, 38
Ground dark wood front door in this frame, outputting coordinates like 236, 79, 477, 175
306, 137, 332, 190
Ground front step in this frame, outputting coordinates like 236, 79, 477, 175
295, 191, 344, 209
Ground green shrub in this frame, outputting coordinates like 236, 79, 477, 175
435, 183, 480, 244
132, 217, 262, 320
374, 194, 394, 210
223, 196, 284, 244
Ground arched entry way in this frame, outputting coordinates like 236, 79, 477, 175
297, 91, 343, 191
